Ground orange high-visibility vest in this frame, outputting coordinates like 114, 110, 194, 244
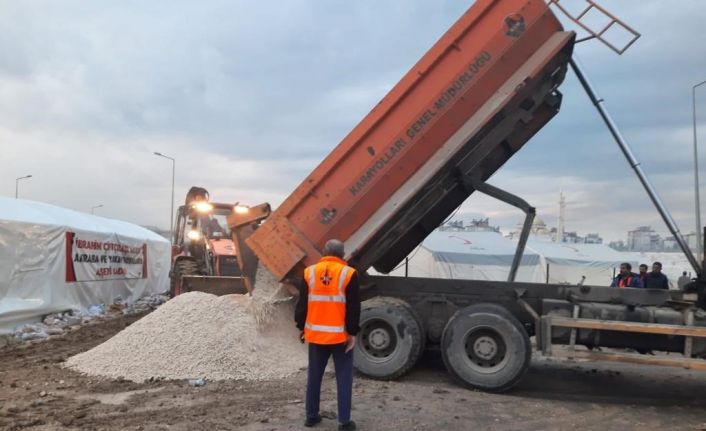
304, 256, 356, 345
618, 275, 634, 288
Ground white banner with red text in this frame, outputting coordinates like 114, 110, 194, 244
65, 232, 148, 282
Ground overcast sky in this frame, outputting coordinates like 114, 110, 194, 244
2, 0, 706, 242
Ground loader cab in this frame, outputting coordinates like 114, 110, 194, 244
175, 202, 235, 246
169, 187, 250, 297
199, 206, 234, 242
173, 201, 241, 277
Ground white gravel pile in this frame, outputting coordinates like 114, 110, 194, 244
65, 270, 306, 382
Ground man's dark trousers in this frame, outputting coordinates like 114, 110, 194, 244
306, 342, 353, 424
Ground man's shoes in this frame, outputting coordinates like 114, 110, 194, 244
304, 416, 322, 427
338, 420, 357, 431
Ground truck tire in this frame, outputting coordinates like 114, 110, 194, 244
354, 297, 425, 380
169, 259, 201, 297
441, 303, 530, 393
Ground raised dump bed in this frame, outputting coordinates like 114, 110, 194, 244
248, 0, 575, 281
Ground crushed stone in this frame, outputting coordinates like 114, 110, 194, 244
65, 266, 307, 382
249, 263, 296, 326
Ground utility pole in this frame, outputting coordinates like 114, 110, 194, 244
15, 175, 32, 199
693, 80, 706, 263
556, 191, 566, 243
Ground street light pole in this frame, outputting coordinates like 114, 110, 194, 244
154, 152, 176, 241
15, 175, 32, 199
91, 204, 104, 215
693, 80, 706, 263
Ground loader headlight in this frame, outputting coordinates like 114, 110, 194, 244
187, 229, 202, 241
234, 205, 250, 214
193, 201, 214, 213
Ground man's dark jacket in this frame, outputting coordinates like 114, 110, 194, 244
644, 272, 669, 290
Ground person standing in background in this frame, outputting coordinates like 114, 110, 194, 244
678, 271, 691, 289
611, 263, 642, 288
638, 264, 648, 286
644, 262, 669, 290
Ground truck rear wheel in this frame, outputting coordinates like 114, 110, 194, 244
441, 303, 530, 392
354, 297, 425, 380
169, 259, 201, 297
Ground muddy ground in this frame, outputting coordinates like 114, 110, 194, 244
2, 313, 706, 431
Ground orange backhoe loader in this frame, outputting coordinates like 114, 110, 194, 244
168, 186, 270, 296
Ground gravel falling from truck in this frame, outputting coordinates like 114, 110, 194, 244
65, 267, 307, 382
249, 263, 296, 326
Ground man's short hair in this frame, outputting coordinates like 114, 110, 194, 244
324, 239, 345, 258
639, 264, 648, 270
621, 262, 632, 271
653, 261, 662, 269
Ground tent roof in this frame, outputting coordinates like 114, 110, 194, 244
420, 231, 632, 265
525, 238, 631, 265
422, 230, 539, 257
0, 197, 168, 243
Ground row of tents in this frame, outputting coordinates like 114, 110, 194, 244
377, 230, 645, 287
0, 197, 687, 332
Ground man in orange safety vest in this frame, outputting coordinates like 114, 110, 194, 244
294, 239, 360, 431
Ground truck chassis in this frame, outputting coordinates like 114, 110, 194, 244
356, 277, 706, 392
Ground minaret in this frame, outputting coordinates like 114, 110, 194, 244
556, 191, 566, 243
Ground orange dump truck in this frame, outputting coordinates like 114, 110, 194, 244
248, 0, 574, 280
240, 0, 706, 393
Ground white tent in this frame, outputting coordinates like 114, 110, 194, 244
379, 231, 545, 282
0, 197, 171, 333
376, 230, 635, 286
525, 240, 636, 286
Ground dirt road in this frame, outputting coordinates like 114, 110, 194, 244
1, 313, 706, 431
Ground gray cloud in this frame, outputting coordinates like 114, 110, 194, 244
1, 0, 705, 245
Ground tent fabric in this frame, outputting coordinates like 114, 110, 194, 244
525, 240, 637, 286
525, 241, 631, 266
376, 230, 635, 287
379, 231, 544, 282
0, 197, 170, 333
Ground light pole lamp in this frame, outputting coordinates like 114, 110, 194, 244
15, 174, 32, 199
693, 80, 706, 263
154, 152, 176, 241
91, 204, 104, 215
